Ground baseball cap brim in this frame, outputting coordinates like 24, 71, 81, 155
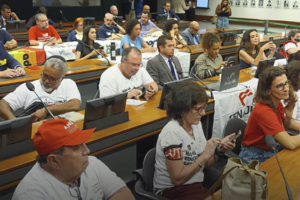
63, 127, 96, 147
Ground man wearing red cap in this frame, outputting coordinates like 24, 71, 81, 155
12, 119, 135, 200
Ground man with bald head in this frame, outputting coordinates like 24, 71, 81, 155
181, 21, 201, 45
143, 4, 150, 12
97, 13, 125, 39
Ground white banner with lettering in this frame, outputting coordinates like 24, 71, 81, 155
212, 78, 259, 138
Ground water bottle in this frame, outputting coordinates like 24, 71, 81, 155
110, 42, 116, 61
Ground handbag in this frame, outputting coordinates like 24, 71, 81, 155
209, 157, 268, 200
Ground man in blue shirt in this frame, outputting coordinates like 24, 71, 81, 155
181, 21, 201, 46
0, 41, 25, 78
138, 11, 161, 36
96, 13, 125, 39
0, 29, 17, 49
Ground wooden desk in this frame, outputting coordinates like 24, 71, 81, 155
259, 148, 300, 200
0, 69, 253, 196
0, 59, 110, 106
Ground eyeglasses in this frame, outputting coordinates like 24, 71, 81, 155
125, 61, 143, 68
41, 72, 61, 83
69, 180, 82, 200
39, 19, 49, 23
272, 80, 289, 91
192, 104, 207, 114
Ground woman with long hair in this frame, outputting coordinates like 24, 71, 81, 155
67, 17, 84, 42
120, 19, 156, 54
239, 67, 300, 163
238, 29, 276, 69
215, 0, 232, 28
75, 25, 106, 61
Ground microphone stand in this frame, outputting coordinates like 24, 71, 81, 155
190, 66, 214, 98
78, 40, 111, 66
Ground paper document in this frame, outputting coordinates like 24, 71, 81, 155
126, 99, 147, 106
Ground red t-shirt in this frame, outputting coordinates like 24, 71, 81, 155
28, 25, 61, 42
242, 102, 285, 150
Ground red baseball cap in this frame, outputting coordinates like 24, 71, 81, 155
33, 118, 95, 155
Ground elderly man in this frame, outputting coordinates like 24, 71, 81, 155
181, 21, 201, 46
28, 13, 62, 46
0, 29, 17, 49
12, 118, 135, 200
138, 11, 160, 36
110, 5, 119, 16
157, 1, 180, 21
146, 35, 183, 90
0, 57, 81, 122
0, 4, 20, 29
99, 47, 158, 99
97, 13, 125, 39
0, 41, 25, 78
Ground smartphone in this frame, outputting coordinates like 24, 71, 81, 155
231, 130, 242, 142
269, 37, 274, 42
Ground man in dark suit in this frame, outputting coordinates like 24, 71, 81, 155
146, 35, 183, 90
157, 1, 180, 21
181, 21, 201, 46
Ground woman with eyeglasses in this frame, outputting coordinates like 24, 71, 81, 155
153, 80, 235, 200
238, 29, 276, 69
67, 17, 84, 42
120, 19, 156, 54
75, 25, 106, 61
239, 67, 300, 164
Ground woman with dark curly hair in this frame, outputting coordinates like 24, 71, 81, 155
240, 67, 300, 164
120, 19, 156, 54
193, 32, 227, 79
165, 19, 187, 48
287, 60, 300, 123
238, 29, 276, 69
153, 80, 235, 199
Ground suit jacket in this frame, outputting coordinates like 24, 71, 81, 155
146, 54, 183, 90
157, 8, 180, 21
181, 28, 201, 46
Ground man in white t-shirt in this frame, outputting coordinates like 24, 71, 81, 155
12, 118, 135, 200
0, 57, 81, 122
99, 47, 158, 99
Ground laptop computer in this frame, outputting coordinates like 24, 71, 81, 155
206, 65, 240, 91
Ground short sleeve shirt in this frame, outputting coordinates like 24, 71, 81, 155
242, 102, 285, 150
96, 24, 120, 39
120, 34, 144, 54
28, 25, 61, 42
153, 120, 207, 193
0, 29, 13, 44
75, 42, 101, 59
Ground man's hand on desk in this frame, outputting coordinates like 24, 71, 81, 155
32, 108, 48, 122
16, 67, 26, 76
0, 69, 19, 78
127, 89, 142, 99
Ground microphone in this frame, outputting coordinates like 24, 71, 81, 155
26, 82, 56, 119
174, 36, 192, 53
59, 9, 68, 22
265, 135, 293, 200
189, 66, 214, 98
43, 37, 56, 50
77, 40, 111, 66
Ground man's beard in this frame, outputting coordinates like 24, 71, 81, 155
40, 80, 54, 93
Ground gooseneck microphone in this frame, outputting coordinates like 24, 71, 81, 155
189, 66, 214, 98
77, 40, 111, 66
265, 135, 293, 200
26, 82, 56, 119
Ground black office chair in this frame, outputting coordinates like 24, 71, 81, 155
133, 148, 167, 200
222, 117, 247, 155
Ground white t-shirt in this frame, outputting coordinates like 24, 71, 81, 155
153, 120, 207, 193
4, 79, 81, 111
12, 156, 126, 200
284, 42, 297, 52
99, 65, 154, 98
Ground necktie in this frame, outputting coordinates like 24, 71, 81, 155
168, 59, 177, 80
194, 35, 199, 44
